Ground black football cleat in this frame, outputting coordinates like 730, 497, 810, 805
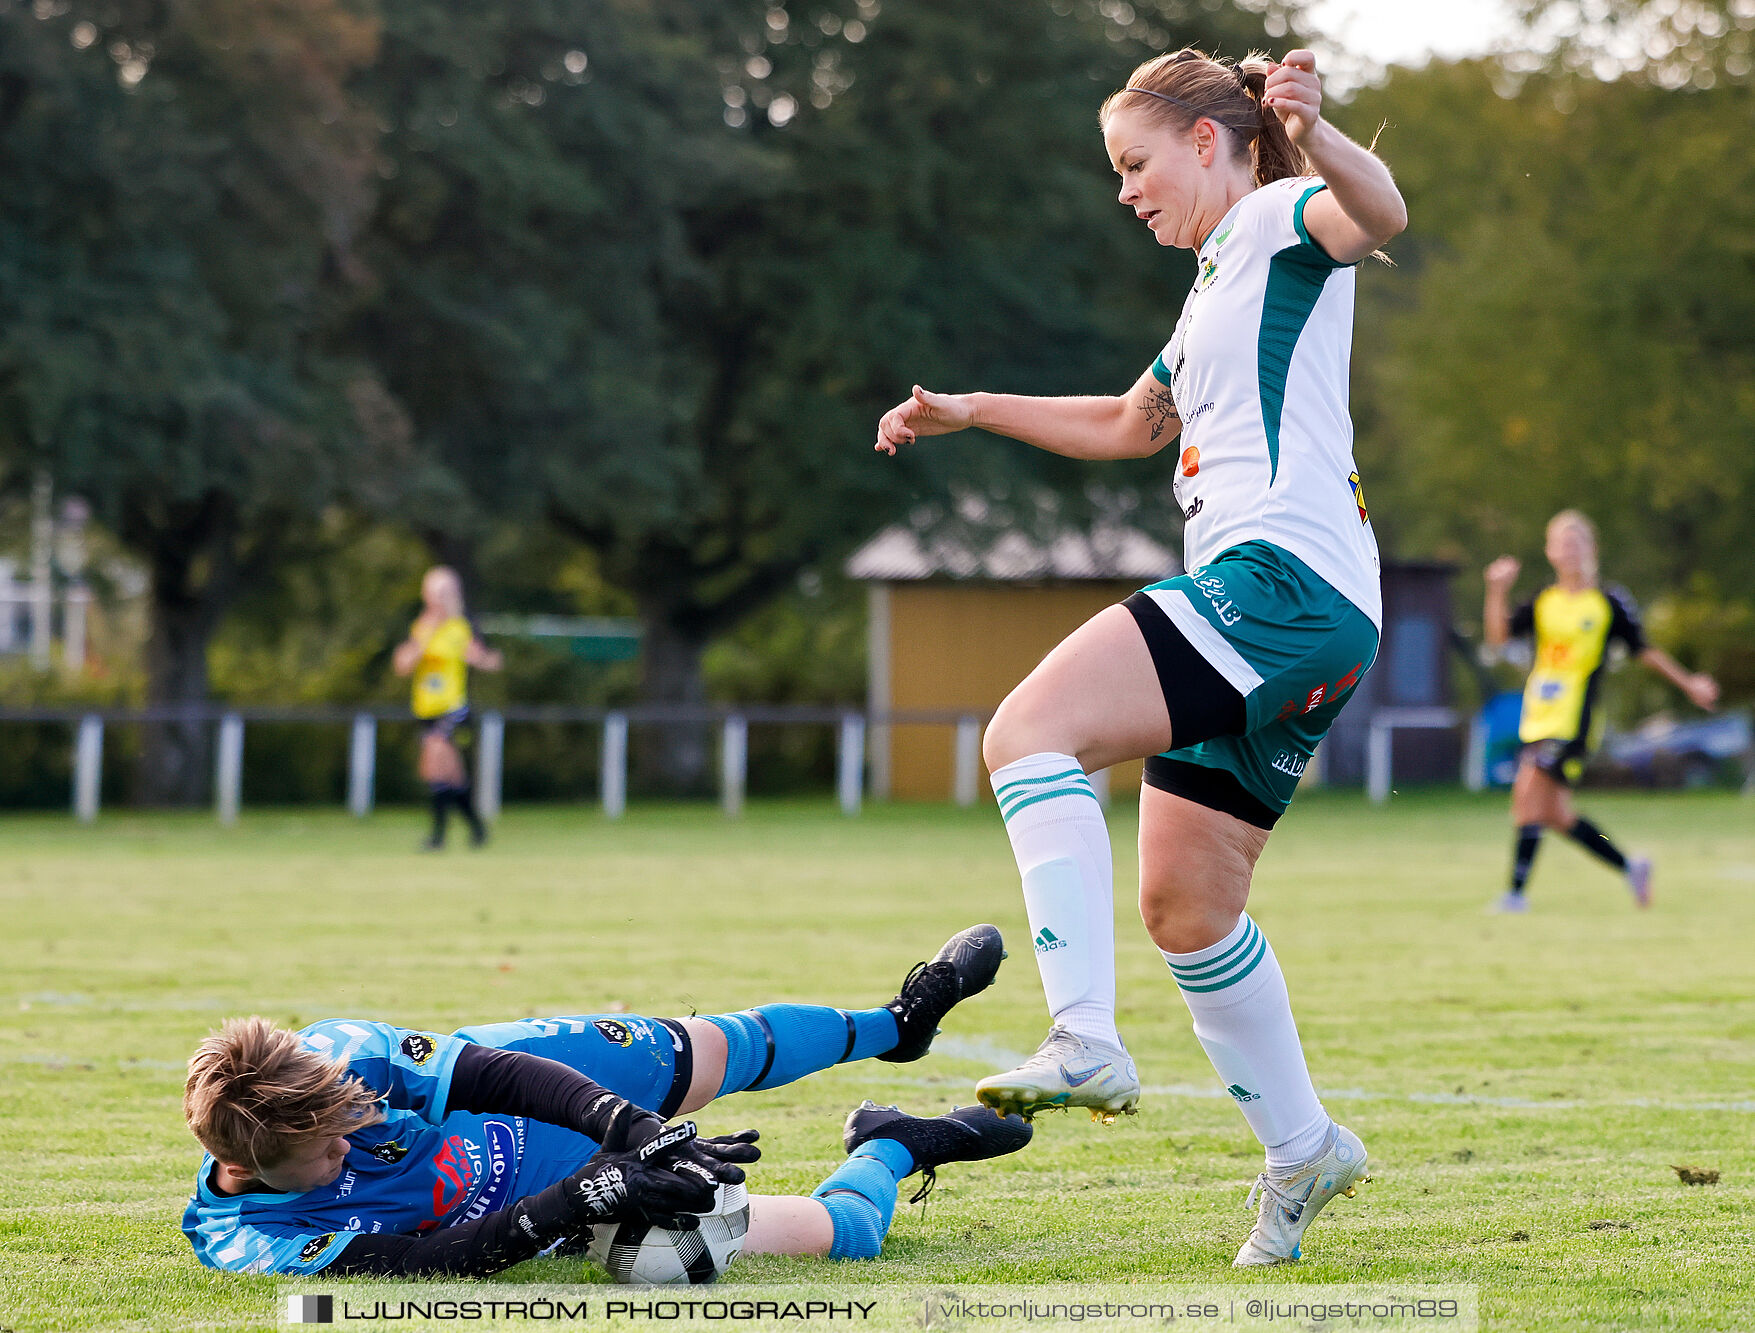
879, 924, 1006, 1063
843, 1100, 1034, 1202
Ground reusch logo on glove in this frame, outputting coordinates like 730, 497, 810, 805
637, 1122, 698, 1162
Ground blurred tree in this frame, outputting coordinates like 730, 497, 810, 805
338, 0, 754, 787
342, 0, 735, 578
1339, 61, 1755, 641
0, 0, 398, 801
0, 0, 1309, 802
536, 0, 1280, 788
338, 0, 1282, 790
1512, 0, 1755, 89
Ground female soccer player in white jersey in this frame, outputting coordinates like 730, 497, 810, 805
876, 47, 1406, 1267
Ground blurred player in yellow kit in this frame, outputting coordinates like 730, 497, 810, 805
393, 566, 502, 850
1483, 510, 1718, 911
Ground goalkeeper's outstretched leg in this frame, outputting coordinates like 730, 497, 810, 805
181, 925, 1013, 1278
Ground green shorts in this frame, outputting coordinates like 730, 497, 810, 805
1123, 541, 1379, 827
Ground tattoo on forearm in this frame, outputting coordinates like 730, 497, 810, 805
1141, 390, 1180, 441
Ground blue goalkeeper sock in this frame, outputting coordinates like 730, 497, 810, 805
809, 1139, 912, 1260
705, 1004, 899, 1096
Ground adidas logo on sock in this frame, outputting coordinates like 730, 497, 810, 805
1034, 928, 1067, 954
1226, 1083, 1261, 1103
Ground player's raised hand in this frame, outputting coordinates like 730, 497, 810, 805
1484, 556, 1520, 591
1262, 50, 1323, 144
875, 385, 977, 455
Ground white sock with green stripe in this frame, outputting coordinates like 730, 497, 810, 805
1162, 913, 1329, 1172
990, 752, 1118, 1047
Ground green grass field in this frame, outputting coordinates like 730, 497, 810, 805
2, 790, 1751, 1332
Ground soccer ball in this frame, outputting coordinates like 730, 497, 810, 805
585, 1182, 749, 1285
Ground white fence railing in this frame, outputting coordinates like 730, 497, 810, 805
25, 702, 1658, 821
0, 704, 992, 823
1366, 707, 1460, 804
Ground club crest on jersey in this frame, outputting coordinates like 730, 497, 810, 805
400, 1034, 437, 1065
369, 1139, 409, 1164
1180, 446, 1200, 477
593, 1019, 633, 1047
1196, 256, 1219, 290
298, 1234, 336, 1264
1348, 471, 1369, 523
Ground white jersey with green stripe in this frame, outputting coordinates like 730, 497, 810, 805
1151, 176, 1381, 628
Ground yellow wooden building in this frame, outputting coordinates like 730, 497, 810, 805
847, 504, 1178, 802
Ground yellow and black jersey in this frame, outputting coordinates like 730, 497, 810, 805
1509, 584, 1645, 750
409, 615, 473, 720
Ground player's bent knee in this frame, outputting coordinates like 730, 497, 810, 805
982, 703, 1034, 773
983, 696, 1071, 773
1139, 858, 1249, 954
418, 736, 457, 785
1140, 897, 1240, 955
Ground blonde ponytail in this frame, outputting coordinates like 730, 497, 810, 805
1235, 56, 1308, 185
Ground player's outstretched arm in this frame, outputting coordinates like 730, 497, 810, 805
874, 366, 1178, 461
1266, 51, 1407, 263
391, 634, 423, 676
448, 1045, 760, 1180
1483, 557, 1520, 650
323, 1125, 755, 1278
466, 636, 503, 672
321, 1198, 566, 1277
1638, 647, 1719, 711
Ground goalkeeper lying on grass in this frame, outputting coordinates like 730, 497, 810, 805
181, 926, 1031, 1276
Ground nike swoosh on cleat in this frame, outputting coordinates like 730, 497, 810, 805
1060, 1062, 1111, 1087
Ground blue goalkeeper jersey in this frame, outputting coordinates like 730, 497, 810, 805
182, 1013, 691, 1275
183, 1020, 554, 1275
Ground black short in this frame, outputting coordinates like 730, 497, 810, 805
1521, 737, 1589, 788
1142, 756, 1282, 829
1122, 591, 1278, 829
1122, 591, 1247, 748
420, 706, 471, 742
